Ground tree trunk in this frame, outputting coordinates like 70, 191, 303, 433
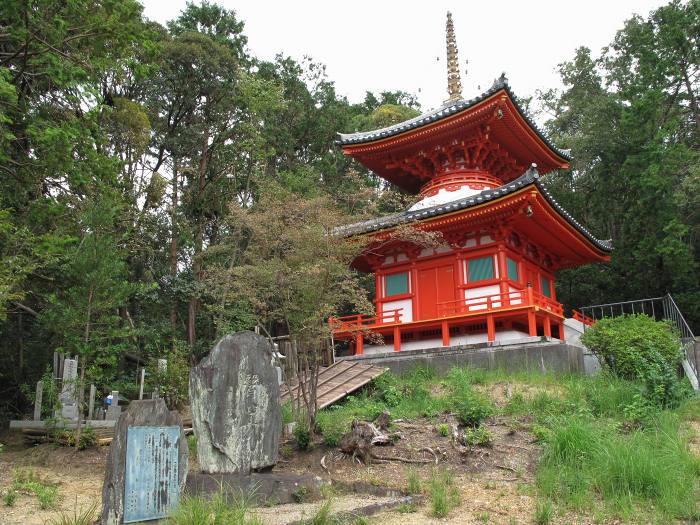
75, 288, 94, 449
170, 160, 179, 349
187, 132, 210, 348
682, 68, 700, 134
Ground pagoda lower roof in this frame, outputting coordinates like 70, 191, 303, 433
335, 165, 612, 254
337, 77, 570, 163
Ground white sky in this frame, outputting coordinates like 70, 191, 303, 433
141, 0, 668, 112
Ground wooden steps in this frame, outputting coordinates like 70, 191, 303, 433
280, 360, 387, 410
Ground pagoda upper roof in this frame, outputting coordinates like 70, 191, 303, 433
339, 76, 567, 156
338, 77, 571, 191
336, 164, 612, 254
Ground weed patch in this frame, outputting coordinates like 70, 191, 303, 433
11, 468, 59, 509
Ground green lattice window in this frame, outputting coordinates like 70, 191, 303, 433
385, 272, 408, 296
468, 256, 494, 282
541, 276, 552, 298
506, 257, 519, 281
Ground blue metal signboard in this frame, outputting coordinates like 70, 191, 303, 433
124, 426, 181, 523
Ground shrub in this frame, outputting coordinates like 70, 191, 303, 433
464, 426, 493, 447
427, 469, 460, 518
293, 421, 312, 450
292, 486, 310, 503
147, 346, 190, 410
454, 393, 494, 427
580, 315, 684, 407
437, 423, 450, 437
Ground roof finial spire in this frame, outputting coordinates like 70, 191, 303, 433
445, 11, 463, 103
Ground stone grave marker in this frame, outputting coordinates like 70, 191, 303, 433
189, 331, 281, 474
33, 380, 43, 421
59, 358, 78, 420
106, 390, 121, 421
101, 399, 188, 525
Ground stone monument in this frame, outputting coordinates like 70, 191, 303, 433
58, 358, 78, 420
189, 331, 281, 474
101, 399, 188, 525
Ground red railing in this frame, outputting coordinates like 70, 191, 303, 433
438, 288, 563, 318
331, 288, 565, 334
572, 309, 595, 326
329, 308, 402, 333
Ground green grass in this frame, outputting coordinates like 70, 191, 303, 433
312, 365, 699, 523
187, 434, 197, 459
165, 489, 261, 525
537, 411, 700, 521
11, 468, 59, 509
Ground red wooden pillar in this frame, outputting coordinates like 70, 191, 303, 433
393, 325, 401, 352
558, 321, 566, 342
543, 316, 552, 337
486, 314, 496, 342
441, 321, 450, 347
497, 245, 509, 305
527, 310, 537, 336
356, 333, 364, 355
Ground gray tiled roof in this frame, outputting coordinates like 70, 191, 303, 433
335, 164, 612, 252
337, 76, 571, 162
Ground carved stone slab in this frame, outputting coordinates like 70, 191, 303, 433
189, 331, 281, 474
101, 400, 187, 525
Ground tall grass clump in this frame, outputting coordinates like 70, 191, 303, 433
48, 501, 98, 525
166, 490, 261, 525
427, 469, 460, 518
299, 499, 333, 525
537, 413, 700, 520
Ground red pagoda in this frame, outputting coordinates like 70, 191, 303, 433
330, 13, 611, 355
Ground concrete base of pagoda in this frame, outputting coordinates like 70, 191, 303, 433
357, 328, 538, 355
338, 338, 584, 376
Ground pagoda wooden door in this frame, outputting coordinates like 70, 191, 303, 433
417, 264, 455, 320
525, 265, 540, 293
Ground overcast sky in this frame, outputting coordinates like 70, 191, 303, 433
141, 0, 668, 113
